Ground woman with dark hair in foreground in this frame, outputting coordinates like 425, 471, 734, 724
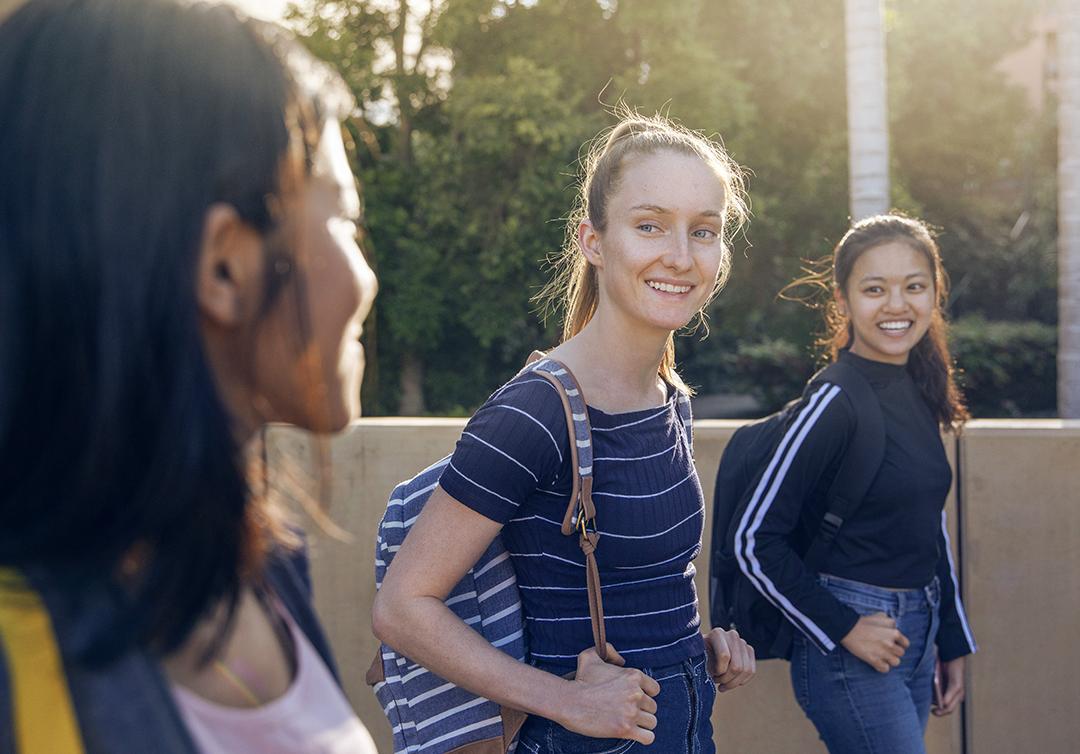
0, 1, 377, 751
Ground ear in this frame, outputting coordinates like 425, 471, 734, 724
196, 204, 266, 328
578, 219, 603, 269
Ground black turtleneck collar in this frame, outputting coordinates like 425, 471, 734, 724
838, 348, 909, 387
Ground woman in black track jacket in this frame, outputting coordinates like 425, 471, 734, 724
735, 215, 976, 754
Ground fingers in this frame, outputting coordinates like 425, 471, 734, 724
636, 710, 657, 732
639, 670, 660, 698
603, 643, 626, 667
942, 679, 965, 713
577, 643, 626, 672
626, 688, 657, 746
866, 612, 896, 627
872, 656, 893, 673
705, 629, 731, 677
715, 631, 756, 691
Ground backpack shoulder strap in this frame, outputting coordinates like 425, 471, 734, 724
0, 568, 85, 754
524, 354, 608, 660
525, 354, 594, 534
802, 359, 887, 570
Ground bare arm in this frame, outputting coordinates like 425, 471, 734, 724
372, 485, 659, 743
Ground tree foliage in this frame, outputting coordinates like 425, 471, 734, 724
287, 0, 1056, 416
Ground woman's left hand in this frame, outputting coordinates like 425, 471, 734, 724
703, 628, 755, 692
932, 656, 966, 716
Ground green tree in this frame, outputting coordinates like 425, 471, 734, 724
287, 0, 1058, 416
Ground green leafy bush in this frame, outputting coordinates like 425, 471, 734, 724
725, 337, 816, 413
695, 318, 1057, 419
950, 317, 1057, 417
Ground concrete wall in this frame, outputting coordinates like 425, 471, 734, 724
266, 419, 1080, 753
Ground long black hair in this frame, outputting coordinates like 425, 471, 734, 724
0, 0, 345, 660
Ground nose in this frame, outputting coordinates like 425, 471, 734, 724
662, 233, 693, 273
884, 285, 908, 312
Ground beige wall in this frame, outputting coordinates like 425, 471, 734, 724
267, 419, 1079, 754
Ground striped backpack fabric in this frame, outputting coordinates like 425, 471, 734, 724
368, 356, 598, 754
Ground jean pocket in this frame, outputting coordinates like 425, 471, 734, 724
823, 584, 893, 618
544, 725, 637, 754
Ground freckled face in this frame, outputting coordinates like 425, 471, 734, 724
584, 150, 728, 335
839, 240, 935, 365
254, 119, 377, 431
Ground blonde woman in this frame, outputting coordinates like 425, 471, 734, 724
374, 114, 755, 753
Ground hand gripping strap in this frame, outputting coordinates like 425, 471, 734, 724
525, 355, 607, 662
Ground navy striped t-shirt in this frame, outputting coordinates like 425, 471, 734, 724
440, 371, 706, 673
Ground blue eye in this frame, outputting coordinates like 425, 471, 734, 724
638, 223, 657, 233
692, 229, 718, 240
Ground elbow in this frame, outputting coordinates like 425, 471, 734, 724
371, 589, 402, 645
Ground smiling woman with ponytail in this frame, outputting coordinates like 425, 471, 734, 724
739, 213, 977, 754
374, 112, 756, 753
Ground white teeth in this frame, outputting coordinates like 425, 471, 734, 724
878, 321, 912, 331
646, 281, 692, 294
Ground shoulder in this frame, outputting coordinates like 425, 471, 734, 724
799, 378, 855, 425
789, 379, 858, 445
466, 368, 571, 444
486, 369, 567, 416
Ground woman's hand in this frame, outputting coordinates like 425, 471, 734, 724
931, 656, 966, 716
560, 645, 660, 744
841, 612, 909, 672
703, 628, 756, 692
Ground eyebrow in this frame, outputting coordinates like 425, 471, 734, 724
629, 204, 723, 218
858, 272, 931, 283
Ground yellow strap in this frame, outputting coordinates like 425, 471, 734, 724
0, 567, 85, 754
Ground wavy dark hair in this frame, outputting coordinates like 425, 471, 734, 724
785, 214, 968, 430
0, 0, 349, 660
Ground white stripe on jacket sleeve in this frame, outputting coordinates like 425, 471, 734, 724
733, 383, 842, 652
940, 510, 978, 653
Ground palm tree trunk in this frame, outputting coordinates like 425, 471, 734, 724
398, 351, 426, 415
845, 0, 890, 221
1060, 1, 1080, 417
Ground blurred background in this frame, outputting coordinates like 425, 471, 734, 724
0, 0, 1064, 421
254, 0, 1061, 420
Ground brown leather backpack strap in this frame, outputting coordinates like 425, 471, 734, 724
579, 530, 607, 656
528, 357, 608, 662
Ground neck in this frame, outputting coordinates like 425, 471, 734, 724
551, 306, 671, 412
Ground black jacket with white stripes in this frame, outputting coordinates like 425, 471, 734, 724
733, 350, 977, 661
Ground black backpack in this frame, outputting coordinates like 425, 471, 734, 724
708, 360, 886, 660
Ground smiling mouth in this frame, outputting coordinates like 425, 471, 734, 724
878, 320, 913, 334
646, 280, 693, 294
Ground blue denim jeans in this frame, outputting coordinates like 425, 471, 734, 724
790, 574, 941, 754
516, 654, 716, 754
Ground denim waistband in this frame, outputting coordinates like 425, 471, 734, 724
818, 573, 940, 616
639, 652, 707, 682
